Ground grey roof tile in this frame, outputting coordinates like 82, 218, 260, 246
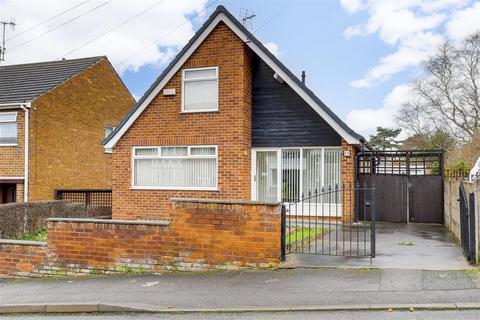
0, 56, 104, 104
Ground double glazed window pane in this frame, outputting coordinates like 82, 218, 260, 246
134, 158, 216, 188
133, 146, 217, 189
0, 113, 17, 145
183, 68, 218, 112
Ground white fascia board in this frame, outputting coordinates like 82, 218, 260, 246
105, 13, 360, 148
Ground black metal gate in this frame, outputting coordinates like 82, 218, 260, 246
281, 184, 376, 259
357, 150, 444, 224
459, 181, 476, 263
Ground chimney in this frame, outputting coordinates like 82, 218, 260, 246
301, 71, 306, 85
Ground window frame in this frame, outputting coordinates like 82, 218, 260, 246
181, 66, 219, 113
0, 112, 18, 147
131, 145, 219, 191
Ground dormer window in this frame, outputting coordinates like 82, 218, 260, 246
182, 67, 218, 112
0, 112, 18, 146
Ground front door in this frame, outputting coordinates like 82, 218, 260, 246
254, 150, 279, 203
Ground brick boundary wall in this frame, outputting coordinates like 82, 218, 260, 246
0, 199, 282, 277
0, 240, 47, 277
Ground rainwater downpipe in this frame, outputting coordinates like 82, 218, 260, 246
19, 103, 30, 202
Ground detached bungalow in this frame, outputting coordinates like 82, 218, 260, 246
0, 56, 135, 203
104, 6, 365, 221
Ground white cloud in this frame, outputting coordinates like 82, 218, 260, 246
351, 32, 444, 88
346, 84, 412, 135
342, 0, 470, 88
446, 1, 480, 42
339, 0, 365, 14
0, 0, 209, 73
263, 42, 280, 58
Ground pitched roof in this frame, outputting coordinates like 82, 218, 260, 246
0, 56, 104, 104
103, 5, 364, 147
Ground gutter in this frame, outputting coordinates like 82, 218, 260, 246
0, 102, 31, 202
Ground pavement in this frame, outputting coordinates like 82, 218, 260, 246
2, 268, 480, 314
3, 310, 480, 319
281, 223, 470, 270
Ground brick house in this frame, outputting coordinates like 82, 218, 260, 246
104, 6, 365, 221
0, 56, 135, 203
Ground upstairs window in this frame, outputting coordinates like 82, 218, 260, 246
0, 112, 18, 146
133, 146, 218, 190
182, 67, 218, 112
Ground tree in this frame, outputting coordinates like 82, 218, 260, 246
396, 32, 480, 143
368, 127, 402, 150
401, 130, 456, 151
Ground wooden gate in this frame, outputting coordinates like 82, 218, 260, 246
357, 150, 444, 224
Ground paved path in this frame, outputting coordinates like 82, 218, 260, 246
2, 268, 480, 312
282, 223, 470, 270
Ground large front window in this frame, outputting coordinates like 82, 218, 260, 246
132, 146, 217, 190
0, 112, 18, 146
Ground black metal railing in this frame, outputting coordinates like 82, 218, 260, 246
55, 189, 112, 208
281, 183, 376, 258
459, 182, 476, 263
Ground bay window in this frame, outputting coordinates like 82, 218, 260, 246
0, 112, 18, 146
132, 146, 218, 190
182, 67, 218, 112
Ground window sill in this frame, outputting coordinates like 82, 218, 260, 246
130, 186, 219, 192
0, 144, 18, 147
180, 109, 219, 114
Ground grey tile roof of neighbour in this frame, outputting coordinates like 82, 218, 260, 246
0, 56, 104, 104
103, 5, 364, 145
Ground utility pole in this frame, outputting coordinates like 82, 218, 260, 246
1, 19, 16, 62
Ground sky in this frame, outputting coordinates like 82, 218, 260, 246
1, 0, 480, 138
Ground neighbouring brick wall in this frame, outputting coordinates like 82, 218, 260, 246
0, 109, 25, 177
341, 140, 357, 223
28, 59, 135, 201
112, 22, 253, 220
0, 241, 47, 277
0, 199, 281, 277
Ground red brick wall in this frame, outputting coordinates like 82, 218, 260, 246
111, 22, 253, 220
0, 241, 47, 277
0, 200, 281, 277
341, 140, 357, 223
45, 200, 280, 274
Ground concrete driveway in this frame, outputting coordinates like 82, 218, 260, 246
281, 222, 471, 270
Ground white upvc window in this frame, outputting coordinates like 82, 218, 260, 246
182, 67, 219, 112
132, 145, 218, 190
0, 112, 18, 146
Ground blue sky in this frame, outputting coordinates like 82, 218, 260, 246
2, 0, 480, 137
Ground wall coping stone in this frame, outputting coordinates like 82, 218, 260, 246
46, 218, 170, 226
170, 198, 281, 206
0, 239, 47, 247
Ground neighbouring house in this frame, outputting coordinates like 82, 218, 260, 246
0, 56, 135, 204
103, 6, 365, 222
